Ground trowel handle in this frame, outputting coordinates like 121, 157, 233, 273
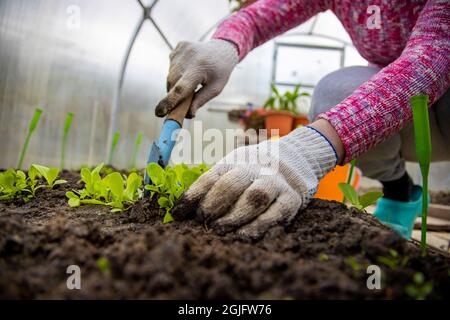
166, 94, 194, 126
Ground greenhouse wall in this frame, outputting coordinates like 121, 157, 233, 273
0, 0, 448, 190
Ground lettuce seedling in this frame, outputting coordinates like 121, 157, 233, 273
338, 183, 383, 211
405, 272, 433, 300
0, 164, 66, 201
0, 169, 29, 201
17, 108, 43, 169
96, 257, 111, 274
377, 249, 409, 269
31, 164, 67, 189
26, 165, 43, 197
66, 164, 143, 212
145, 163, 207, 223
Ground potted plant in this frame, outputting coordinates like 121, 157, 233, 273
287, 86, 311, 128
263, 85, 300, 137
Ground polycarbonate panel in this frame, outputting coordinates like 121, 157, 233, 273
1, 1, 447, 188
275, 46, 343, 86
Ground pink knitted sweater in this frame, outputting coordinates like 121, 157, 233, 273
213, 0, 450, 163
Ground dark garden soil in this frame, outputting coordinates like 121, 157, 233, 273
0, 171, 449, 299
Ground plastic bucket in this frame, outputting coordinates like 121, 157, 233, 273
314, 164, 361, 201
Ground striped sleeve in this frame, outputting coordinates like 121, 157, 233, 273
212, 0, 332, 61
319, 0, 450, 163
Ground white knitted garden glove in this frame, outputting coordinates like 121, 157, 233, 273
172, 127, 337, 240
155, 40, 239, 118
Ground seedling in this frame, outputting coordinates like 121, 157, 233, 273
31, 164, 67, 189
377, 249, 409, 269
0, 169, 29, 201
318, 253, 329, 262
344, 256, 366, 277
60, 112, 74, 169
66, 163, 143, 212
96, 257, 111, 274
145, 163, 207, 223
17, 108, 43, 169
338, 183, 383, 211
107, 131, 120, 166
410, 95, 431, 255
130, 132, 143, 170
405, 272, 433, 300
26, 165, 42, 197
0, 164, 65, 201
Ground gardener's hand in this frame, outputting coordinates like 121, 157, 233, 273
172, 127, 338, 240
155, 40, 239, 118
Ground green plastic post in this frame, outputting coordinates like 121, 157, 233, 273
343, 159, 357, 203
130, 132, 143, 169
60, 112, 74, 169
17, 108, 43, 169
410, 95, 431, 255
107, 130, 120, 166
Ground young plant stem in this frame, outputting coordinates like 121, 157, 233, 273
107, 131, 120, 166
410, 94, 431, 255
343, 159, 356, 203
17, 108, 43, 169
130, 132, 143, 169
60, 112, 74, 169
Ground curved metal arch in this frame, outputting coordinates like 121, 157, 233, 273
106, 0, 174, 163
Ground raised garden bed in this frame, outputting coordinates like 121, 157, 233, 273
0, 171, 449, 299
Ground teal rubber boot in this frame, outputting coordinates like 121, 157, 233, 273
373, 185, 423, 239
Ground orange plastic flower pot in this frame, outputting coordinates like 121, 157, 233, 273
264, 110, 294, 137
293, 116, 309, 129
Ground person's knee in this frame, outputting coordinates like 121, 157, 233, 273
309, 66, 380, 121
357, 134, 405, 181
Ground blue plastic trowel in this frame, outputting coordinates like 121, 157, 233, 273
144, 94, 193, 188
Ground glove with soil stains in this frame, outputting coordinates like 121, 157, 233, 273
155, 40, 239, 118
172, 126, 337, 240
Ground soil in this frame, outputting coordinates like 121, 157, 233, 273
0, 171, 449, 299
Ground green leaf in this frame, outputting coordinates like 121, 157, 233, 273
80, 167, 92, 185
359, 191, 383, 209
68, 197, 80, 207
146, 163, 165, 186
158, 196, 170, 208
124, 172, 142, 201
338, 183, 359, 206
181, 170, 200, 189
28, 165, 39, 182
102, 172, 124, 201
163, 212, 174, 224
271, 84, 281, 98
80, 199, 106, 205
96, 257, 111, 274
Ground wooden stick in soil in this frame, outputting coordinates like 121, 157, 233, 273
60, 112, 74, 170
410, 95, 432, 255
17, 108, 43, 169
